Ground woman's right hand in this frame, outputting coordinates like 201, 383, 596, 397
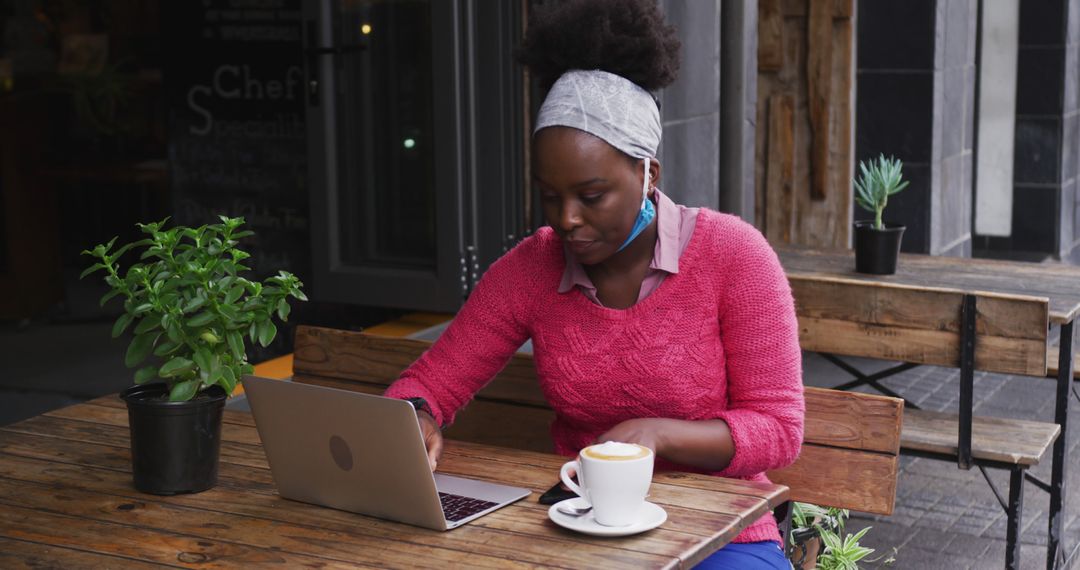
417, 410, 444, 471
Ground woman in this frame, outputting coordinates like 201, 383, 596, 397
386, 1, 803, 567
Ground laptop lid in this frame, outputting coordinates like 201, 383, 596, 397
241, 375, 528, 530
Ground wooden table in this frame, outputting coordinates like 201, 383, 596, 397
777, 245, 1080, 569
0, 396, 788, 569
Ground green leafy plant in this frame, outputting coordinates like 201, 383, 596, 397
789, 502, 894, 570
854, 154, 909, 231
818, 525, 875, 570
81, 216, 307, 402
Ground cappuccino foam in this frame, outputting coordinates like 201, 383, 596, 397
582, 441, 651, 461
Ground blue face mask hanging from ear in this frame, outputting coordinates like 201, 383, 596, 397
616, 157, 656, 252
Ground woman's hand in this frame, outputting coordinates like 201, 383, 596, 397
594, 418, 666, 454
417, 410, 443, 471
595, 417, 736, 472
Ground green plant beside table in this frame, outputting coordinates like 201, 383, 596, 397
82, 216, 306, 495
852, 154, 909, 275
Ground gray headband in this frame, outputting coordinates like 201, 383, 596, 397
533, 69, 661, 159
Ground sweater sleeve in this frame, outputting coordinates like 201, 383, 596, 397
383, 237, 540, 426
712, 221, 804, 478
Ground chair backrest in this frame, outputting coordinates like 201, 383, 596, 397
293, 325, 904, 515
790, 275, 1049, 377
766, 387, 901, 514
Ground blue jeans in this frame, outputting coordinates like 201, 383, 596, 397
694, 541, 790, 569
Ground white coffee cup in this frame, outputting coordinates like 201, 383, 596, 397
559, 441, 654, 526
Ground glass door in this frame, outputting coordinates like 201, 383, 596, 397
305, 0, 525, 312
305, 0, 465, 311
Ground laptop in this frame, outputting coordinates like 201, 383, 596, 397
241, 375, 530, 530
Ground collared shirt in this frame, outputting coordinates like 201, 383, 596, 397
558, 189, 700, 307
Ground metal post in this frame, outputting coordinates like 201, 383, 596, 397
1007, 466, 1025, 570
1048, 321, 1074, 569
958, 294, 977, 470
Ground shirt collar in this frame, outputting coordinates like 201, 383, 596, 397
557, 189, 682, 294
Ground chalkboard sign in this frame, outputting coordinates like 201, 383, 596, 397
163, 0, 309, 282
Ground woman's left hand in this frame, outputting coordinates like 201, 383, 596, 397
594, 417, 737, 471
594, 418, 667, 455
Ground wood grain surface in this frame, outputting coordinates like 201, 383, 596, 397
777, 245, 1080, 324
900, 409, 1060, 466
0, 398, 788, 569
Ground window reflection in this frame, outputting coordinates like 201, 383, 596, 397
335, 0, 435, 269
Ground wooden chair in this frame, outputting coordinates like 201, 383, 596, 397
791, 276, 1062, 569
291, 325, 904, 564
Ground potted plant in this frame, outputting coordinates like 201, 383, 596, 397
788, 502, 894, 570
82, 216, 306, 495
853, 154, 909, 274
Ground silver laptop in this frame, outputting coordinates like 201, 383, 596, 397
241, 375, 530, 530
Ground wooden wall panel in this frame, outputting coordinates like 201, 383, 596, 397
755, 0, 855, 248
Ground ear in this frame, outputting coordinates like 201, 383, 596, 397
647, 159, 661, 194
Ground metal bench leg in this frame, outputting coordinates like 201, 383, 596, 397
1048, 321, 1075, 570
958, 294, 976, 470
776, 500, 792, 550
1007, 466, 1025, 570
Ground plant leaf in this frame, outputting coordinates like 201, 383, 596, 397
277, 299, 291, 321
153, 340, 181, 357
187, 311, 217, 327
257, 320, 277, 348
79, 263, 106, 279
159, 356, 195, 378
99, 288, 123, 307
225, 285, 244, 304
193, 347, 213, 374
125, 332, 157, 368
219, 366, 237, 394
218, 303, 239, 321
166, 320, 184, 344
182, 294, 206, 314
133, 316, 161, 335
134, 366, 158, 384
111, 313, 134, 338
168, 379, 199, 402
227, 330, 245, 360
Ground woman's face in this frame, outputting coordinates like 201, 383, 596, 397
532, 127, 659, 265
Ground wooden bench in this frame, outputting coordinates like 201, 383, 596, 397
1046, 346, 1080, 380
790, 275, 1062, 568
291, 325, 905, 548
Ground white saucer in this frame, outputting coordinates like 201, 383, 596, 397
548, 497, 667, 537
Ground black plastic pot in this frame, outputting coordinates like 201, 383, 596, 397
120, 383, 226, 495
853, 221, 905, 275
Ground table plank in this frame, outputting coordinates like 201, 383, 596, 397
45, 404, 262, 446
82, 395, 258, 428
2, 415, 270, 470
0, 537, 168, 570
0, 477, 596, 569
0, 443, 686, 569
0, 502, 371, 569
4, 401, 790, 570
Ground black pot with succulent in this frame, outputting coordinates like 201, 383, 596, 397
853, 154, 910, 275
82, 216, 306, 495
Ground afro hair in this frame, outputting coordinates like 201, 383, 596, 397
516, 0, 681, 92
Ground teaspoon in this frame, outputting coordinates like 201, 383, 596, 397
556, 503, 593, 517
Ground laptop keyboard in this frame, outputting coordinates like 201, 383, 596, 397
439, 492, 498, 522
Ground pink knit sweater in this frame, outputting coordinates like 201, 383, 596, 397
386, 209, 804, 544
